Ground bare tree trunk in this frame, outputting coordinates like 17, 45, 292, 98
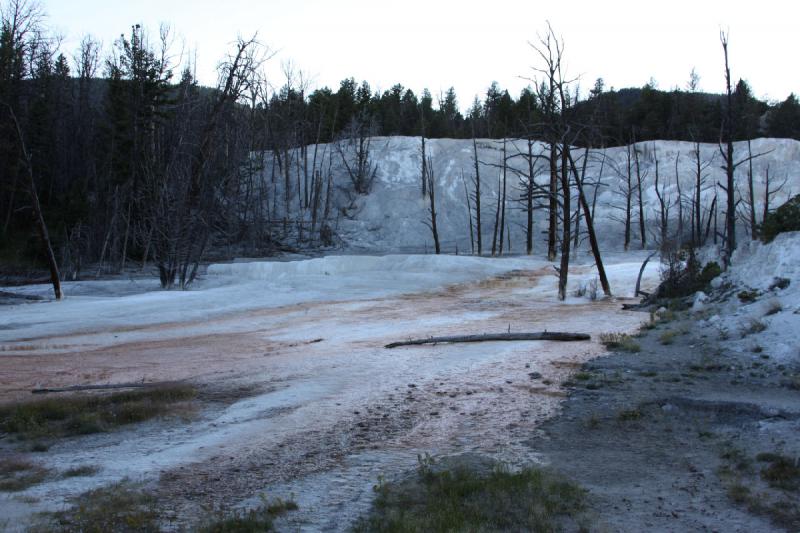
6, 105, 62, 300
569, 150, 611, 296
746, 140, 757, 239
462, 170, 475, 254
557, 142, 571, 301
491, 173, 501, 256
498, 138, 507, 255
526, 138, 535, 255
548, 142, 558, 260
653, 146, 667, 245
633, 142, 647, 249
720, 31, 736, 264
675, 152, 684, 244
763, 165, 771, 224
420, 113, 427, 197
624, 144, 633, 250
693, 142, 703, 246
472, 136, 482, 255
427, 156, 440, 254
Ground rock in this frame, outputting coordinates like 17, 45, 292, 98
528, 372, 543, 380
710, 276, 724, 289
692, 291, 708, 312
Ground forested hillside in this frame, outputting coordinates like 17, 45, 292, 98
1, 1, 798, 293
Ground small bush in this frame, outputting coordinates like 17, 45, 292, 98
760, 455, 800, 491
698, 261, 722, 285
765, 300, 783, 316
738, 290, 760, 303
770, 277, 791, 291
760, 194, 800, 243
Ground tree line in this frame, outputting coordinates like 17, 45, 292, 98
1, 0, 796, 299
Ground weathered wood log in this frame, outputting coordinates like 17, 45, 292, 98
385, 332, 590, 349
31, 381, 183, 395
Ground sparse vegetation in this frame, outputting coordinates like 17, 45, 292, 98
760, 194, 800, 243
738, 290, 760, 303
659, 330, 680, 345
200, 497, 299, 533
0, 385, 197, 441
62, 465, 100, 478
353, 461, 588, 532
43, 481, 159, 532
0, 457, 51, 492
759, 454, 800, 491
599, 333, 641, 352
617, 408, 643, 422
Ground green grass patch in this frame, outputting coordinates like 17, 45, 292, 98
353, 461, 587, 532
599, 333, 641, 353
0, 384, 197, 441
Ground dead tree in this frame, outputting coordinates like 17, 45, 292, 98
498, 138, 508, 255
471, 135, 483, 255
720, 30, 736, 264
5, 104, 62, 300
633, 141, 648, 248
691, 142, 714, 246
491, 171, 502, 256
652, 145, 669, 245
569, 148, 611, 296
336, 114, 378, 195
674, 152, 685, 244
425, 156, 441, 254
420, 109, 428, 197
608, 143, 635, 250
461, 169, 475, 254
761, 165, 788, 227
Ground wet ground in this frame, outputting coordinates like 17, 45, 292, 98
0, 260, 654, 530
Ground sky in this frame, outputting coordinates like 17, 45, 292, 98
42, 0, 799, 109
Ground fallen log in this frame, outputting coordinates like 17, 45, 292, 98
31, 381, 183, 395
385, 332, 590, 349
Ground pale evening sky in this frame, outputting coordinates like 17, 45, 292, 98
43, 0, 799, 108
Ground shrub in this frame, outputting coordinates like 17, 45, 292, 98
599, 333, 641, 352
761, 194, 800, 243
738, 290, 760, 303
